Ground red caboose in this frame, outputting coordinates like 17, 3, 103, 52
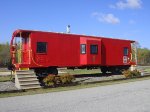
10, 29, 136, 75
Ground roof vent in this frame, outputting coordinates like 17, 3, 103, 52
66, 25, 71, 33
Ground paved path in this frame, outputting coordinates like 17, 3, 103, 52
0, 79, 150, 112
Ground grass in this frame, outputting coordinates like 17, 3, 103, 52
59, 68, 101, 75
145, 68, 150, 72
1, 75, 150, 98
138, 66, 150, 72
0, 76, 14, 82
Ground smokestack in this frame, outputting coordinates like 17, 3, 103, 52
66, 25, 71, 33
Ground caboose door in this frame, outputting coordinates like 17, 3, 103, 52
13, 37, 30, 64
22, 37, 30, 64
87, 39, 101, 65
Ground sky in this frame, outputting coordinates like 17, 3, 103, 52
0, 0, 150, 48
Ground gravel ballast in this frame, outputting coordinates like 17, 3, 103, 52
0, 81, 18, 92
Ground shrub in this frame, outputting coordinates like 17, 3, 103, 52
43, 74, 75, 87
123, 70, 141, 78
60, 74, 75, 85
131, 70, 141, 77
54, 76, 62, 85
43, 74, 55, 87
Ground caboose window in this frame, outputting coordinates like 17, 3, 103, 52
90, 45, 98, 54
81, 44, 86, 54
124, 47, 128, 56
37, 42, 47, 53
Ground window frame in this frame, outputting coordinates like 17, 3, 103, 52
80, 44, 86, 54
90, 44, 98, 54
36, 42, 47, 54
124, 47, 128, 56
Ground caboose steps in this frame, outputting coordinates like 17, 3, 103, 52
19, 80, 40, 84
17, 75, 37, 78
15, 70, 41, 90
16, 70, 35, 74
20, 85, 41, 90
19, 78, 39, 82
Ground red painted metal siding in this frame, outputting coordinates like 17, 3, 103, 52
80, 37, 101, 66
80, 37, 87, 65
101, 38, 131, 66
30, 32, 80, 67
10, 30, 134, 69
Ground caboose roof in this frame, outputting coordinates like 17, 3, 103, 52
12, 29, 135, 43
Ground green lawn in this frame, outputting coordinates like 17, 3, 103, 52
145, 68, 150, 72
0, 76, 13, 82
59, 68, 101, 75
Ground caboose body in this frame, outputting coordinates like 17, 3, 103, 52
10, 29, 136, 75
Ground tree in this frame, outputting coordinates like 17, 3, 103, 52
0, 42, 10, 67
137, 48, 150, 65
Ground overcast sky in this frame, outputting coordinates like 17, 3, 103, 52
0, 0, 149, 48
